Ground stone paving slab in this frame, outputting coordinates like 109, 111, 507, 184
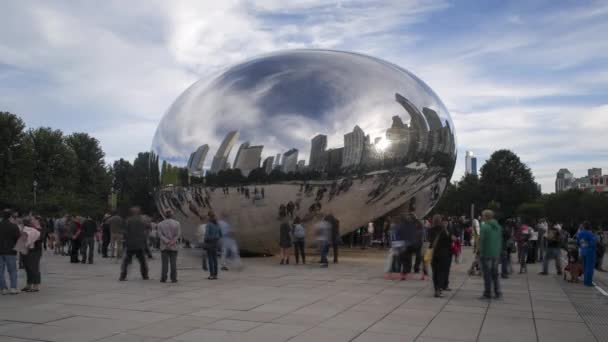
0, 247, 605, 342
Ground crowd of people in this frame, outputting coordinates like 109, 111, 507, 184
380, 210, 607, 298
1, 203, 605, 299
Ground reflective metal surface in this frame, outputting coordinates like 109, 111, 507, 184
152, 49, 456, 253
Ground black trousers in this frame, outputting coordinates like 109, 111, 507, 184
81, 237, 95, 263
414, 244, 422, 272
432, 254, 451, 291
23, 249, 42, 285
401, 245, 416, 273
70, 239, 81, 263
102, 236, 110, 257
294, 240, 305, 264
120, 249, 149, 279
161, 250, 178, 282
332, 242, 338, 263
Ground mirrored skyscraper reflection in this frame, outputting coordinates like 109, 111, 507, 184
152, 49, 456, 253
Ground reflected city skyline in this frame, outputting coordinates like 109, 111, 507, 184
152, 49, 456, 253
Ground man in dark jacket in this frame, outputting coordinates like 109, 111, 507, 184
119, 207, 149, 281
0, 209, 21, 294
326, 214, 340, 264
81, 216, 97, 264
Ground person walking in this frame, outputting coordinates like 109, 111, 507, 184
400, 214, 418, 279
429, 215, 451, 298
500, 220, 514, 279
292, 216, 306, 264
540, 224, 563, 276
479, 210, 502, 299
80, 216, 97, 264
0, 209, 21, 295
119, 207, 149, 281
219, 213, 240, 271
204, 212, 222, 279
158, 210, 181, 283
577, 222, 597, 287
197, 218, 208, 271
327, 214, 340, 264
20, 217, 43, 292
108, 211, 124, 259
279, 217, 292, 265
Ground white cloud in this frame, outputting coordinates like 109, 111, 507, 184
0, 0, 606, 194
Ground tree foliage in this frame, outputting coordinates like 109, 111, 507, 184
479, 149, 541, 218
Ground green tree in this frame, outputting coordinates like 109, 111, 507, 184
0, 112, 34, 209
65, 133, 112, 216
479, 150, 540, 218
26, 127, 78, 214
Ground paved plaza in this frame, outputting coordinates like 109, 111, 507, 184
1, 248, 607, 342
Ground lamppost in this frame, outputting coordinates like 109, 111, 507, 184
33, 180, 38, 206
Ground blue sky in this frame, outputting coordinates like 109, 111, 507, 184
1, 0, 606, 192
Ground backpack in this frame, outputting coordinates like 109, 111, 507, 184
293, 224, 305, 239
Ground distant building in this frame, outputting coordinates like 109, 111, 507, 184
210, 131, 239, 174
342, 125, 365, 169
235, 145, 263, 177
588, 168, 602, 178
309, 134, 327, 171
233, 142, 250, 170
465, 151, 477, 176
422, 107, 443, 153
385, 115, 410, 160
297, 160, 306, 172
555, 168, 574, 192
262, 156, 274, 174
282, 149, 299, 173
274, 153, 282, 168
187, 144, 209, 176
395, 93, 429, 158
326, 148, 344, 172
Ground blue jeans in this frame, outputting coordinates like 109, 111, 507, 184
319, 240, 329, 265
481, 256, 500, 296
582, 250, 595, 286
207, 244, 218, 277
0, 255, 18, 289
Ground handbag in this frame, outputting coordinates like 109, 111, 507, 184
423, 229, 443, 264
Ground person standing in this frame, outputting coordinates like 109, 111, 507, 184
540, 224, 562, 276
158, 210, 181, 283
515, 223, 530, 274
101, 214, 111, 258
80, 216, 97, 264
119, 207, 149, 281
279, 217, 292, 265
479, 210, 502, 299
527, 225, 539, 263
315, 218, 331, 268
326, 214, 340, 264
537, 219, 548, 262
429, 215, 451, 298
219, 213, 240, 271
69, 217, 82, 263
197, 218, 208, 271
577, 222, 597, 287
20, 217, 43, 292
292, 216, 306, 265
108, 211, 124, 259
0, 209, 21, 295
204, 212, 222, 279
400, 214, 417, 279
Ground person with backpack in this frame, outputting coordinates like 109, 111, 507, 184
292, 216, 306, 264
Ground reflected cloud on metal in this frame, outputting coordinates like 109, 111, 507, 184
152, 49, 456, 253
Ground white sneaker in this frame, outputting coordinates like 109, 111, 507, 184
1, 289, 7, 295
9, 288, 19, 295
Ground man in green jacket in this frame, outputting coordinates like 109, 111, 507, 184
479, 210, 503, 299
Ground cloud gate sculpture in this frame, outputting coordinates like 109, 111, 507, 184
152, 49, 456, 254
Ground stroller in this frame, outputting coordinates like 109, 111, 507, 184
564, 239, 582, 283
